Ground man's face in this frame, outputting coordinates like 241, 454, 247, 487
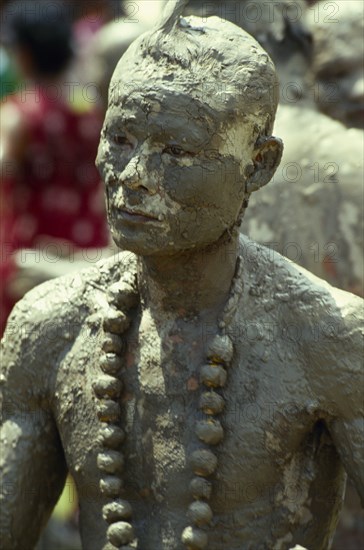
310, 4, 364, 128
96, 83, 256, 256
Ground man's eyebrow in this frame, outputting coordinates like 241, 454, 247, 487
105, 111, 213, 149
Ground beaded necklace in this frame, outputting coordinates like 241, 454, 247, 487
94, 256, 243, 549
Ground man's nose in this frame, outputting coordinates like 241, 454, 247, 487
119, 157, 140, 188
119, 150, 158, 194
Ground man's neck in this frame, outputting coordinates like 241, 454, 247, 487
136, 233, 240, 321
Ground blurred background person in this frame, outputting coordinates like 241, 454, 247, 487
0, 0, 110, 335
70, 0, 122, 45
306, 0, 364, 129
0, 44, 19, 99
86, 0, 168, 111
68, 0, 125, 85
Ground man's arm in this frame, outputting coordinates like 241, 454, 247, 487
310, 291, 364, 504
0, 290, 68, 549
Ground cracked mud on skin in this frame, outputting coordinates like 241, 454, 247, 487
1, 1, 363, 549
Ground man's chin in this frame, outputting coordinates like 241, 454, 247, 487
111, 231, 177, 257
110, 221, 235, 257
111, 233, 235, 259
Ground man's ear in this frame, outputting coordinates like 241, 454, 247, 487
245, 136, 283, 193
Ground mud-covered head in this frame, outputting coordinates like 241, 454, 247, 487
97, 0, 283, 256
111, 0, 280, 137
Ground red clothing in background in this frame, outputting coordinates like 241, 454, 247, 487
7, 86, 108, 249
1, 85, 109, 333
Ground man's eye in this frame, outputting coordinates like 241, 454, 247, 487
163, 145, 186, 157
113, 135, 131, 147
163, 145, 196, 157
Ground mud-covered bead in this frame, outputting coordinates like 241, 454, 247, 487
97, 399, 120, 423
100, 353, 123, 375
206, 334, 233, 365
188, 501, 213, 526
181, 525, 208, 548
189, 449, 218, 477
200, 364, 227, 388
102, 334, 123, 354
97, 451, 124, 474
108, 282, 139, 309
92, 375, 123, 398
98, 425, 125, 448
199, 392, 225, 415
189, 477, 212, 500
100, 475, 123, 497
107, 521, 134, 546
103, 499, 132, 523
195, 419, 224, 445
103, 310, 130, 334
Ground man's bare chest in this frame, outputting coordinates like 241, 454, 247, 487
53, 312, 322, 510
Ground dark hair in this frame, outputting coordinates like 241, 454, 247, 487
3, 0, 74, 76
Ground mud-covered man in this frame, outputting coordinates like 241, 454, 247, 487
1, 1, 363, 549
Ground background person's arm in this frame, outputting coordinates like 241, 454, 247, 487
0, 101, 27, 170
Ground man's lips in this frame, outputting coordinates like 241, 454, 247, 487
114, 206, 162, 223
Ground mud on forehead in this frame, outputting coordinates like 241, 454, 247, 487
108, 68, 262, 115
106, 81, 260, 148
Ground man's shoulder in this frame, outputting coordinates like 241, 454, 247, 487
1, 250, 138, 402
239, 233, 363, 322
239, 235, 363, 406
2, 250, 137, 351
